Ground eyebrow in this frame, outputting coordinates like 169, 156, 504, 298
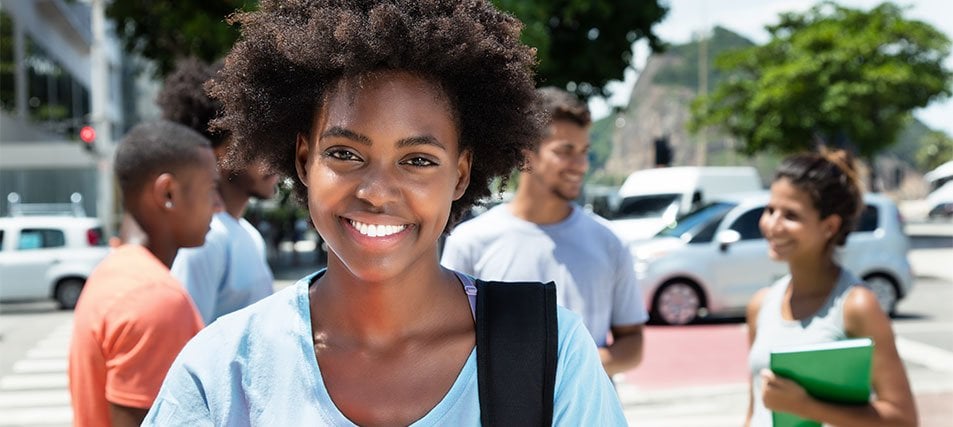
320, 126, 447, 151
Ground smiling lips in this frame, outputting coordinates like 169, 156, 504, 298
348, 219, 408, 237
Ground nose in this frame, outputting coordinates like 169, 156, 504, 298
570, 151, 589, 173
760, 210, 780, 235
355, 163, 400, 208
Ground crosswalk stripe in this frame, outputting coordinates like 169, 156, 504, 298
26, 347, 69, 359
0, 406, 73, 426
896, 336, 953, 374
0, 390, 71, 408
13, 359, 67, 374
0, 374, 69, 390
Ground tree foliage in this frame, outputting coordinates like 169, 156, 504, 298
106, 1, 251, 76
492, 0, 667, 97
916, 130, 953, 172
689, 1, 952, 158
107, 0, 668, 97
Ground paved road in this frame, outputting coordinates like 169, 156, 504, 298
0, 222, 948, 426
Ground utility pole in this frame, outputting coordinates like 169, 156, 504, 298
695, 29, 708, 166
91, 0, 115, 236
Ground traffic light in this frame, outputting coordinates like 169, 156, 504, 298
79, 125, 96, 152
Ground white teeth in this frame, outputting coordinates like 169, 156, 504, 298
349, 220, 406, 237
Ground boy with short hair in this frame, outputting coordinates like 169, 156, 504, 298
68, 120, 221, 427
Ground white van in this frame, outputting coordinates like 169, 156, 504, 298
609, 166, 762, 245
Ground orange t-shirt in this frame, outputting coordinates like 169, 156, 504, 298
68, 244, 204, 426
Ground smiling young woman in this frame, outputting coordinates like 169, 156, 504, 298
745, 149, 917, 427
142, 1, 627, 425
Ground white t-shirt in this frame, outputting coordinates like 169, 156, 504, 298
144, 272, 628, 426
442, 204, 648, 346
171, 212, 274, 324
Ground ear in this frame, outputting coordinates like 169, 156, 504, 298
152, 172, 177, 210
295, 132, 311, 188
520, 148, 537, 174
452, 149, 473, 201
822, 214, 842, 241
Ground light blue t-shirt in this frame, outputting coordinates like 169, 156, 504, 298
171, 212, 273, 324
144, 271, 627, 426
442, 204, 648, 347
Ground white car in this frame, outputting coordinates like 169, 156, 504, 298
633, 192, 914, 325
0, 216, 109, 309
926, 181, 953, 220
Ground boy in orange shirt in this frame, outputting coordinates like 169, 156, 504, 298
69, 120, 221, 426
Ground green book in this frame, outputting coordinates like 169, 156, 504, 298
769, 337, 874, 427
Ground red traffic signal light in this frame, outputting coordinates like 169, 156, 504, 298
79, 126, 96, 152
80, 126, 96, 143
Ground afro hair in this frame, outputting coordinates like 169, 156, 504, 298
208, 0, 542, 228
156, 58, 227, 148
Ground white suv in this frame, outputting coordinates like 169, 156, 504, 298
0, 216, 109, 309
634, 192, 914, 325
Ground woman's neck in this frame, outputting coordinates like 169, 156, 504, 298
311, 258, 465, 348
787, 255, 840, 298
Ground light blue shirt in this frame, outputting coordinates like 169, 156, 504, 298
171, 212, 273, 324
144, 271, 627, 426
442, 204, 648, 347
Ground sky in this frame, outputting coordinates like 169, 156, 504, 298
589, 0, 953, 136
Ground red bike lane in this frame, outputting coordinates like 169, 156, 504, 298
619, 323, 751, 390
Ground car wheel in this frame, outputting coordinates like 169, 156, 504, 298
55, 279, 84, 310
652, 280, 703, 325
863, 274, 898, 316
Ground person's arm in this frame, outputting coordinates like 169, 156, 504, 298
760, 286, 917, 427
109, 403, 149, 427
744, 287, 768, 427
171, 232, 227, 324
602, 239, 649, 376
599, 324, 643, 376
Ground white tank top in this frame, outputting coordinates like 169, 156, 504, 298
747, 268, 862, 426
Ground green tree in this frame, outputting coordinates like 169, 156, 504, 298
916, 130, 953, 172
107, 0, 668, 96
689, 2, 952, 159
106, 1, 250, 76
493, 0, 667, 97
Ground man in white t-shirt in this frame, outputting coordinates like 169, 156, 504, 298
442, 87, 647, 376
160, 59, 280, 324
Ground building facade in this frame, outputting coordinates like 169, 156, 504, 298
0, 0, 148, 229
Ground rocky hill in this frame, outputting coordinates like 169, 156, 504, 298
594, 26, 939, 196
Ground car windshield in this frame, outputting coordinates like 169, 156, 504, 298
613, 194, 681, 219
656, 202, 735, 239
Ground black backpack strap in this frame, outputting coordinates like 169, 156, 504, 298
475, 280, 558, 427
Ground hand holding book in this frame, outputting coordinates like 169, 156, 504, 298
766, 338, 874, 427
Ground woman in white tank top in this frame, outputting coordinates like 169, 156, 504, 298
744, 149, 916, 426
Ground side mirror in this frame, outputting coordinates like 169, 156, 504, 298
716, 229, 741, 252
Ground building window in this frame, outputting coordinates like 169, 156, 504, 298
24, 36, 89, 138
0, 10, 14, 112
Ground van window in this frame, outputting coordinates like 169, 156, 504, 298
727, 208, 765, 241
855, 205, 878, 232
615, 194, 681, 219
17, 228, 66, 250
